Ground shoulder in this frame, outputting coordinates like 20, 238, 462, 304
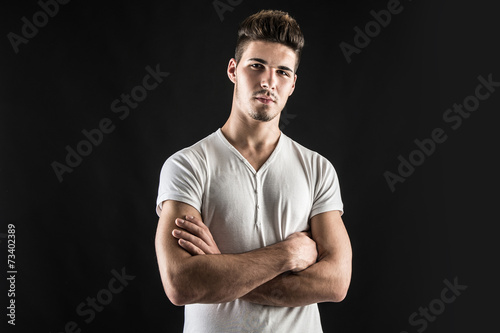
158, 131, 222, 179
282, 133, 336, 172
163, 130, 219, 165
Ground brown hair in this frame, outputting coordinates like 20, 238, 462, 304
235, 10, 305, 71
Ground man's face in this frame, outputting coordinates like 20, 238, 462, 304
228, 40, 297, 123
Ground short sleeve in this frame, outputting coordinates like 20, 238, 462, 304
309, 157, 343, 219
156, 149, 205, 217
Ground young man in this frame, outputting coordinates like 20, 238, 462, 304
155, 10, 352, 332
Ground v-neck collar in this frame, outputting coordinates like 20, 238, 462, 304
216, 128, 284, 175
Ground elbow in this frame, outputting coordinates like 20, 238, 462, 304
160, 268, 194, 306
165, 281, 234, 305
330, 285, 349, 302
328, 277, 351, 303
163, 278, 196, 306
163, 274, 235, 306
158, 258, 232, 305
166, 286, 188, 307
329, 259, 352, 302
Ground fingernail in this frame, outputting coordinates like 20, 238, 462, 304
177, 219, 184, 224
173, 230, 180, 235
186, 215, 193, 220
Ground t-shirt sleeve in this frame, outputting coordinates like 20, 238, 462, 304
309, 156, 344, 219
156, 149, 205, 217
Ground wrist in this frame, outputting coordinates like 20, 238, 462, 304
278, 238, 296, 272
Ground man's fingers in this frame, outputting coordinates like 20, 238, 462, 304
172, 229, 210, 254
178, 239, 205, 255
184, 215, 206, 227
176, 218, 207, 240
173, 217, 221, 255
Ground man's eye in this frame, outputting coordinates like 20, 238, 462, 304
251, 64, 263, 68
278, 70, 289, 77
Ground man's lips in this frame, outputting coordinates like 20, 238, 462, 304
255, 96, 275, 104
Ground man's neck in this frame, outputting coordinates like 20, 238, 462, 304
220, 112, 281, 152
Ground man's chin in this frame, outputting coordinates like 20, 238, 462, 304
249, 111, 278, 122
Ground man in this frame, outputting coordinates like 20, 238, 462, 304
155, 9, 352, 332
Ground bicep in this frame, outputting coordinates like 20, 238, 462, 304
310, 210, 352, 264
155, 200, 203, 288
309, 210, 352, 302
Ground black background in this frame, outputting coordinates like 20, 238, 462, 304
1, 0, 499, 332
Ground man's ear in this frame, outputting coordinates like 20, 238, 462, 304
289, 74, 297, 96
227, 58, 237, 84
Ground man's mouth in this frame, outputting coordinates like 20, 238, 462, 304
255, 96, 275, 104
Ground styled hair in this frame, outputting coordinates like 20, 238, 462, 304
235, 10, 305, 71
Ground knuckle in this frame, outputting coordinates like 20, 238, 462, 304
193, 238, 204, 248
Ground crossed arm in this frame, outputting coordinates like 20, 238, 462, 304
154, 199, 352, 307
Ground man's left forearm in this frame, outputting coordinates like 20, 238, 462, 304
240, 258, 350, 307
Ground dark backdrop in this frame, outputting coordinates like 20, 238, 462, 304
1, 0, 499, 332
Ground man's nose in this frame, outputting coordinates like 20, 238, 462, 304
260, 70, 276, 90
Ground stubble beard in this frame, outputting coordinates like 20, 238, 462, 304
237, 85, 281, 122
248, 105, 280, 122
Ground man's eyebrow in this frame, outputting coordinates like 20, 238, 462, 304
247, 58, 294, 74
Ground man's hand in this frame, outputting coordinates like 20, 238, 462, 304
284, 231, 318, 272
172, 215, 221, 255
240, 211, 352, 306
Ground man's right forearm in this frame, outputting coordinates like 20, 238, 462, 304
164, 241, 293, 305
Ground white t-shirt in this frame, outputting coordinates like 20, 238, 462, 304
156, 128, 343, 333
